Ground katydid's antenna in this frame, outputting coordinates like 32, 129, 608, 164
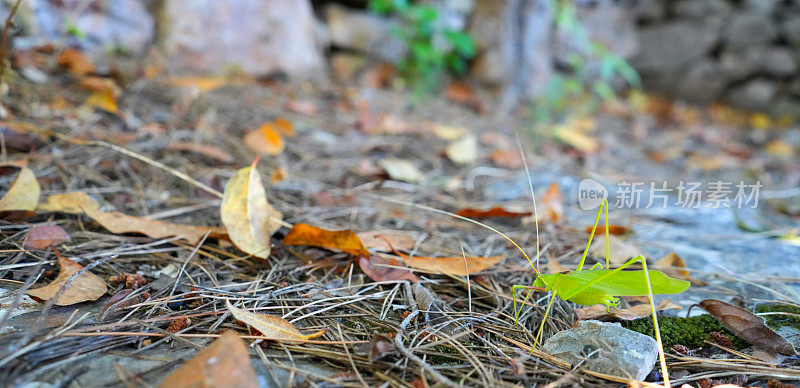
515, 134, 540, 274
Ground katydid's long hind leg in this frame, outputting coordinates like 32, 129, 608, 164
532, 290, 557, 352
578, 198, 610, 271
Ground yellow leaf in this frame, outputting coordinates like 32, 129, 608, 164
553, 125, 599, 153
0, 166, 40, 212
168, 76, 227, 91
27, 256, 107, 306
37, 192, 98, 213
430, 123, 466, 140
220, 161, 282, 258
446, 134, 478, 165
158, 330, 257, 388
225, 300, 325, 344
749, 113, 771, 130
85, 91, 118, 113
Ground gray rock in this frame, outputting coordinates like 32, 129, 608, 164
727, 79, 778, 110
576, 0, 638, 59
725, 14, 778, 50
673, 0, 732, 19
678, 60, 726, 103
163, 0, 324, 77
770, 96, 800, 117
633, 0, 666, 22
790, 79, 800, 96
543, 320, 659, 381
632, 21, 719, 73
782, 17, 800, 46
761, 48, 797, 77
720, 48, 766, 81
744, 0, 778, 14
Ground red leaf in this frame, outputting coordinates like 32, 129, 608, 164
455, 206, 532, 219
359, 255, 417, 283
23, 225, 71, 250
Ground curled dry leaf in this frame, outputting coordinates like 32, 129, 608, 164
575, 299, 681, 320
38, 192, 227, 244
243, 122, 285, 155
455, 206, 532, 219
225, 300, 325, 344
654, 252, 708, 286
698, 299, 797, 356
27, 256, 107, 306
23, 225, 71, 250
158, 330, 257, 388
284, 223, 369, 259
358, 255, 417, 283
357, 230, 417, 252
221, 161, 282, 259
368, 334, 395, 362
0, 166, 41, 220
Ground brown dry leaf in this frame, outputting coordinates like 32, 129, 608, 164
286, 100, 318, 116
79, 76, 119, 96
24, 225, 71, 250
84, 206, 227, 245
539, 182, 564, 223
455, 206, 532, 219
400, 254, 503, 276
357, 230, 417, 252
167, 76, 227, 91
490, 149, 524, 169
0, 166, 40, 211
27, 256, 107, 305
243, 123, 285, 155
221, 161, 282, 259
654, 252, 708, 286
698, 299, 797, 356
269, 167, 287, 183
57, 48, 95, 76
445, 134, 478, 165
575, 299, 681, 320
585, 224, 630, 236
284, 223, 369, 258
166, 142, 233, 163
157, 330, 257, 388
37, 192, 98, 214
84, 90, 118, 114
589, 234, 643, 266
226, 300, 325, 344
359, 255, 418, 283
272, 118, 295, 137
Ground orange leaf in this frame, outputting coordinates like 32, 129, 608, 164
158, 330, 258, 388
455, 206, 532, 219
243, 123, 284, 155
167, 76, 227, 91
272, 118, 295, 137
27, 256, 107, 306
585, 224, 630, 236
283, 223, 369, 259
166, 142, 233, 163
539, 182, 563, 223
84, 91, 118, 113
400, 255, 503, 276
359, 255, 417, 283
57, 48, 95, 77
357, 230, 417, 252
226, 300, 325, 344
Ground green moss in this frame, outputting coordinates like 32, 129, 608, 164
622, 314, 748, 349
755, 303, 800, 330
427, 344, 461, 365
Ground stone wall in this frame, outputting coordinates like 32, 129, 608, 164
628, 0, 800, 116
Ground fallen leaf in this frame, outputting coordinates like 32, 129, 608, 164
27, 256, 107, 306
429, 123, 466, 140
284, 223, 369, 259
57, 48, 94, 76
749, 112, 772, 130
286, 100, 318, 116
0, 166, 40, 220
400, 254, 503, 276
221, 160, 282, 259
589, 234, 643, 266
358, 255, 417, 283
226, 300, 325, 343
653, 252, 707, 286
378, 158, 424, 183
167, 76, 227, 91
158, 330, 258, 388
79, 76, 119, 96
539, 182, 563, 223
368, 334, 394, 362
84, 90, 118, 113
166, 142, 233, 163
37, 192, 98, 214
455, 206, 532, 219
243, 123, 285, 155
585, 224, 630, 236
269, 167, 287, 183
698, 299, 796, 356
575, 299, 681, 320
38, 192, 226, 244
765, 140, 793, 158
357, 230, 417, 252
553, 118, 599, 153
490, 149, 524, 169
446, 134, 478, 165
23, 225, 71, 250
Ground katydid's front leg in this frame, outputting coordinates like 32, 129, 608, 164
512, 284, 545, 324
578, 198, 611, 271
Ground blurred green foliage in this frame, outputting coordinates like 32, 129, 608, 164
533, 0, 640, 124
369, 0, 475, 95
